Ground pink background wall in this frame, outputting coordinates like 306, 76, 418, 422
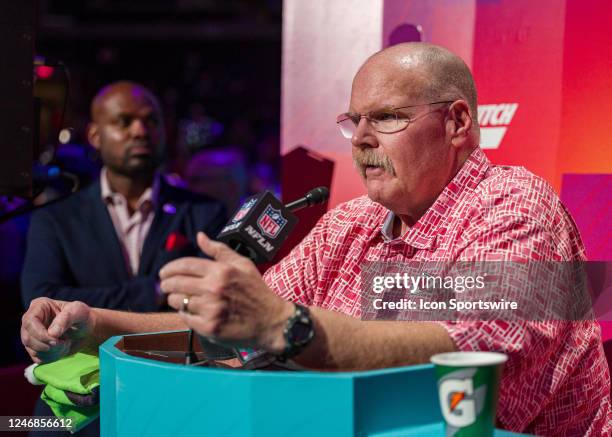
281, 0, 383, 207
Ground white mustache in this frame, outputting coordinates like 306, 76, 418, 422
353, 152, 396, 177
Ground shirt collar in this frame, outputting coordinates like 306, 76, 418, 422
380, 147, 491, 250
100, 167, 160, 212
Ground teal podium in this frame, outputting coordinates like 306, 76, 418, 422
99, 331, 523, 436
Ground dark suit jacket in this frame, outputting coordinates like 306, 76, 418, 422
21, 177, 227, 311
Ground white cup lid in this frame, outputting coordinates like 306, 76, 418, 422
430, 351, 508, 367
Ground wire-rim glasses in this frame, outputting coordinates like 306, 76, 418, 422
336, 100, 454, 139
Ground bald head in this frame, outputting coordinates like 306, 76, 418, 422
87, 80, 165, 178
91, 81, 162, 122
355, 43, 479, 137
348, 43, 480, 221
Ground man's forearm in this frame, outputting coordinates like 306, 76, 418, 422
91, 309, 186, 346
93, 305, 455, 370
293, 308, 457, 371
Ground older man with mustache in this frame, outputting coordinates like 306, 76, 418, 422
21, 44, 610, 435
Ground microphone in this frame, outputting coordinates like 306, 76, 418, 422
217, 191, 298, 263
217, 187, 330, 263
32, 165, 62, 185
190, 187, 329, 365
32, 164, 80, 193
285, 186, 329, 212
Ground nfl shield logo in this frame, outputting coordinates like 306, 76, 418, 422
232, 198, 257, 223
257, 205, 287, 238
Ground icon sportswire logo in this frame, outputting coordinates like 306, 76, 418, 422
477, 103, 518, 149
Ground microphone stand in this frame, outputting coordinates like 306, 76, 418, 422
185, 329, 198, 365
185, 243, 245, 365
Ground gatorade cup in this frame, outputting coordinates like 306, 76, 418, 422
430, 351, 508, 437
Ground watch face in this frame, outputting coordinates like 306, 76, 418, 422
289, 321, 313, 346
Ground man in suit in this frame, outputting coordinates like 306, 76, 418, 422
21, 81, 227, 312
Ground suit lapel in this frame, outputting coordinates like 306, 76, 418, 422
86, 181, 131, 281
139, 179, 189, 275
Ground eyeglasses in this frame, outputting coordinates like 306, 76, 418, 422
336, 100, 454, 139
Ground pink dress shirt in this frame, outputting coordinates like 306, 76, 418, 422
100, 168, 159, 276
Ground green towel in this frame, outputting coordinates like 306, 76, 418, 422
33, 352, 100, 433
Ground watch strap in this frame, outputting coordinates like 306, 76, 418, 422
278, 303, 315, 361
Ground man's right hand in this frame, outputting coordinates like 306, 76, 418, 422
21, 297, 95, 363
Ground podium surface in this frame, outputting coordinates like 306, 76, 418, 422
100, 331, 525, 436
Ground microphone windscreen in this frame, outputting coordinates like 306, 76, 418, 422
306, 186, 329, 205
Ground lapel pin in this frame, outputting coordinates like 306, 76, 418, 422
162, 203, 177, 214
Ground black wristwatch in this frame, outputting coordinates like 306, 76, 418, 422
277, 303, 315, 361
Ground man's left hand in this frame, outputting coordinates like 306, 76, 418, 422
159, 232, 293, 354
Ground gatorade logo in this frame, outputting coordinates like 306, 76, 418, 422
477, 103, 519, 149
439, 378, 477, 427
438, 369, 487, 433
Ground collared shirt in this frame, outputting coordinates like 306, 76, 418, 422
100, 168, 159, 276
263, 147, 611, 435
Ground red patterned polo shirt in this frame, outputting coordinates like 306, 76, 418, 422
264, 147, 611, 435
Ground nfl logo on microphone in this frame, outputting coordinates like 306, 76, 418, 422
257, 205, 287, 238
233, 198, 257, 222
